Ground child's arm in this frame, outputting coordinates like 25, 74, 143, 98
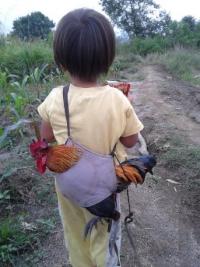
120, 133, 138, 148
40, 120, 55, 143
119, 93, 143, 148
37, 89, 57, 143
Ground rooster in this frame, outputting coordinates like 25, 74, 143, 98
84, 155, 157, 237
29, 119, 82, 174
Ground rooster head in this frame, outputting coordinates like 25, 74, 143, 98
113, 82, 131, 96
29, 139, 48, 174
138, 155, 157, 174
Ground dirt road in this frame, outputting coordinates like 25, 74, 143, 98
38, 65, 200, 267
120, 65, 200, 267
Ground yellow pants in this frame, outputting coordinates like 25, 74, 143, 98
56, 185, 121, 267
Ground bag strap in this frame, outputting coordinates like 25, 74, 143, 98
63, 84, 117, 154
63, 85, 71, 137
110, 143, 117, 156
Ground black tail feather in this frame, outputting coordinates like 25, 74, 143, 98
84, 217, 104, 238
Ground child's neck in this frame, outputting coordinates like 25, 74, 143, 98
70, 76, 99, 88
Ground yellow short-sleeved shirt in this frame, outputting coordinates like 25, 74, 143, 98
37, 83, 144, 267
38, 84, 143, 162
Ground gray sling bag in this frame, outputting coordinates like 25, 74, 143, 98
56, 85, 118, 207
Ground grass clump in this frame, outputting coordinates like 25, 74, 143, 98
160, 143, 200, 186
144, 49, 200, 86
161, 146, 200, 171
0, 38, 54, 78
0, 217, 55, 266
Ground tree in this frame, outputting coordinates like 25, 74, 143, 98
12, 12, 55, 40
181, 16, 196, 32
0, 21, 3, 34
100, 0, 171, 38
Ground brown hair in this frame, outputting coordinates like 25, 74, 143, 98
53, 8, 115, 81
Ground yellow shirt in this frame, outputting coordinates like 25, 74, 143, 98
37, 83, 144, 267
37, 84, 143, 161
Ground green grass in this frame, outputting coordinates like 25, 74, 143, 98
0, 217, 55, 265
148, 133, 200, 185
144, 49, 200, 86
161, 146, 200, 171
0, 137, 58, 265
0, 38, 54, 77
158, 137, 200, 187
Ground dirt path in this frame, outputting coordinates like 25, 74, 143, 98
38, 65, 200, 267
120, 65, 200, 267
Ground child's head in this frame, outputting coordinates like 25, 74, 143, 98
53, 8, 115, 82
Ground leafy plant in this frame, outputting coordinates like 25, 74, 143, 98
29, 64, 49, 98
11, 75, 29, 98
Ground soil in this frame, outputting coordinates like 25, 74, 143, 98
120, 65, 200, 267
1, 65, 200, 267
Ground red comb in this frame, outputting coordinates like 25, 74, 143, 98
30, 139, 48, 158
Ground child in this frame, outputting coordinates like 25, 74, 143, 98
37, 8, 143, 267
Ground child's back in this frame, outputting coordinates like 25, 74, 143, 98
38, 83, 143, 160
37, 8, 143, 267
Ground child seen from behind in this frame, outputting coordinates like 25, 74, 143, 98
37, 8, 143, 267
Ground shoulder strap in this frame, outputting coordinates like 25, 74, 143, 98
63, 84, 116, 154
110, 143, 117, 156
63, 85, 71, 137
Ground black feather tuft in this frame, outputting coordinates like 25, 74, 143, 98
84, 217, 103, 238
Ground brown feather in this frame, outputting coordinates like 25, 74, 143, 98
115, 164, 143, 185
46, 145, 82, 173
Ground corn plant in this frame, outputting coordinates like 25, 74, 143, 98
29, 64, 49, 98
8, 75, 30, 119
10, 75, 29, 98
